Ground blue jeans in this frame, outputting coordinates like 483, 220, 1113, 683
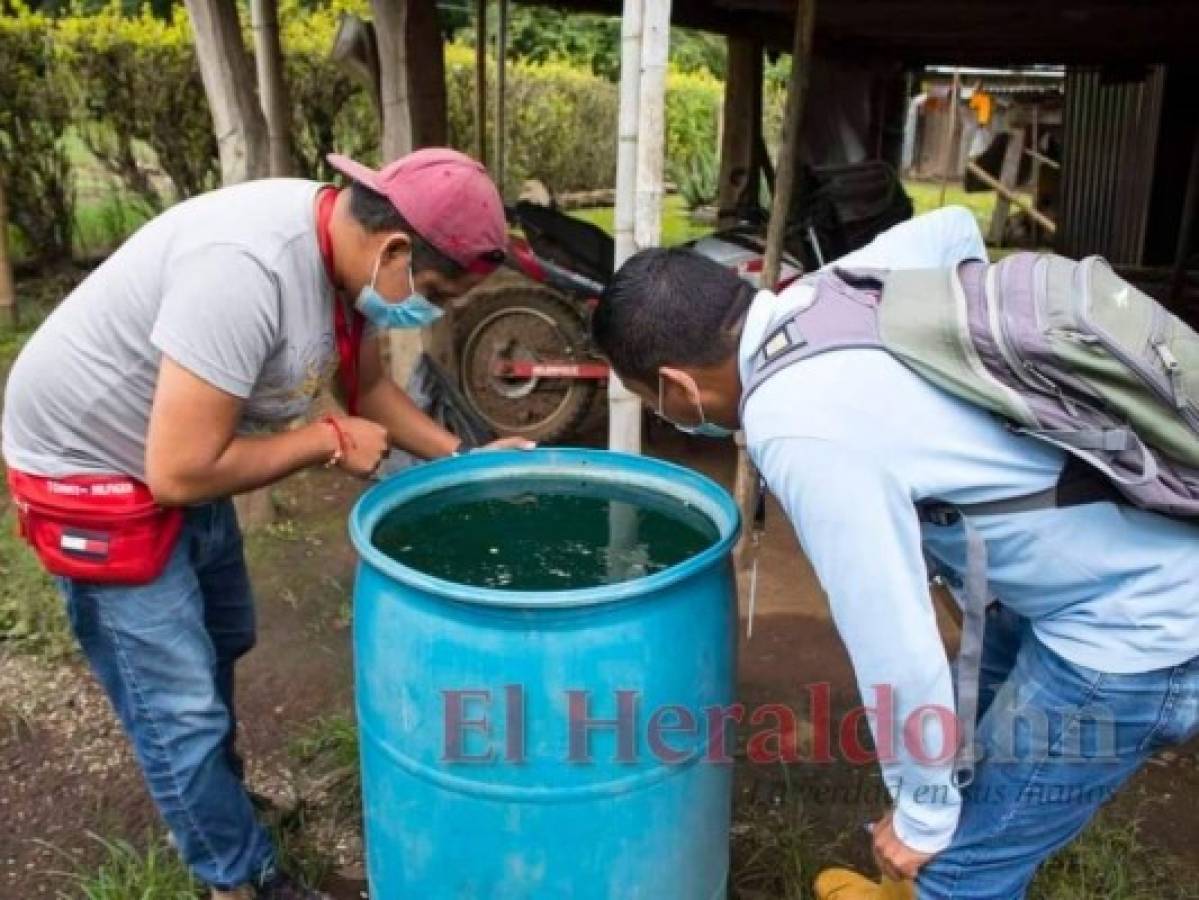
917, 605, 1199, 899
59, 499, 275, 890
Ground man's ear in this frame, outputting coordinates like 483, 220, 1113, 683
382, 232, 412, 264
659, 366, 701, 404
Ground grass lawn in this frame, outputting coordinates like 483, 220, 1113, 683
570, 194, 713, 247
904, 178, 999, 236
569, 182, 1007, 252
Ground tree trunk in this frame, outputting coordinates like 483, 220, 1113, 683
184, 0, 270, 183
0, 179, 15, 329
407, 0, 447, 148
717, 38, 763, 228
185, 0, 272, 522
372, 0, 414, 161
250, 0, 295, 177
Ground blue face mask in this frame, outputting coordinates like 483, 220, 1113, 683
355, 251, 445, 330
657, 374, 736, 439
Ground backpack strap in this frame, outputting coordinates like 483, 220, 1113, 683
915, 500, 990, 789
917, 456, 1127, 788
739, 269, 888, 421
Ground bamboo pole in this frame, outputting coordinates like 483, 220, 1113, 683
607, 0, 647, 455
761, 0, 815, 289
735, 0, 815, 566
474, 0, 488, 166
633, 0, 671, 252
495, 0, 508, 194
937, 68, 960, 208
966, 161, 1057, 234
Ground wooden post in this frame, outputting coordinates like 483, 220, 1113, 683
1029, 106, 1041, 246
761, 0, 815, 289
407, 0, 448, 147
371, 0, 427, 393
716, 38, 763, 228
250, 0, 295, 177
495, 0, 509, 194
735, 0, 815, 566
967, 161, 1056, 234
1169, 123, 1199, 308
937, 68, 960, 208
474, 0, 488, 166
0, 179, 15, 329
988, 127, 1025, 246
184, 0, 270, 183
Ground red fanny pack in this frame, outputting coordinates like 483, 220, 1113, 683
7, 469, 184, 585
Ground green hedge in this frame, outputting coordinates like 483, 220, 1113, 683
0, 5, 75, 264
0, 0, 728, 259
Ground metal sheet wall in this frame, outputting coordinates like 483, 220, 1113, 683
1057, 67, 1164, 264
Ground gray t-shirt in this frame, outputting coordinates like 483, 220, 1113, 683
2, 178, 338, 479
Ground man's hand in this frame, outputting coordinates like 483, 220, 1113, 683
872, 810, 935, 882
328, 416, 390, 477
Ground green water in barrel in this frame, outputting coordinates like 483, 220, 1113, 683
370, 476, 719, 590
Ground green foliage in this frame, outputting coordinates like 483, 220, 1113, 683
289, 712, 362, 821
1, 1, 735, 258
446, 43, 723, 198
1028, 812, 1190, 900
55, 4, 219, 204
0, 510, 73, 659
458, 6, 726, 81
280, 0, 379, 180
48, 833, 200, 900
500, 8, 621, 80
0, 4, 76, 264
446, 43, 620, 197
671, 145, 718, 211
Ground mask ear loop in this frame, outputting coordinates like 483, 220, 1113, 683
368, 245, 385, 291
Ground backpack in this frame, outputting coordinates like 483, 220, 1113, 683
741, 252, 1199, 785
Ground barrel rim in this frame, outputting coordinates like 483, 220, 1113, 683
349, 448, 741, 608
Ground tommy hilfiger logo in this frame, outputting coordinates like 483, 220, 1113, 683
59, 528, 111, 560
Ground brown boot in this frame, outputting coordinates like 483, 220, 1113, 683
814, 867, 915, 899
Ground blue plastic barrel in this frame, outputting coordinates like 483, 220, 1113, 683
349, 448, 740, 899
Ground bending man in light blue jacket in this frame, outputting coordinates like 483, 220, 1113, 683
591, 208, 1199, 899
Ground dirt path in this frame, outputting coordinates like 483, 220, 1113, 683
1, 467, 365, 898
2, 424, 1197, 898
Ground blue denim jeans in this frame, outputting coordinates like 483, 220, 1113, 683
59, 499, 275, 890
917, 604, 1199, 899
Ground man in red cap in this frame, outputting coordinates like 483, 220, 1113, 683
2, 148, 528, 899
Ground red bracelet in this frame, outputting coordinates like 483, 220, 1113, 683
320, 416, 348, 468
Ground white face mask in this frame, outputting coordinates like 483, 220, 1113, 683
657, 374, 735, 439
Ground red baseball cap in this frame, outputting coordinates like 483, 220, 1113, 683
328, 147, 507, 274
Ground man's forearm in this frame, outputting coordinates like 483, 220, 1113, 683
148, 422, 335, 505
357, 377, 460, 460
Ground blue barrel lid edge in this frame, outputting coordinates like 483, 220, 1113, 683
348, 448, 742, 609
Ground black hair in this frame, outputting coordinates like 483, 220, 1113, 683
347, 181, 464, 278
591, 247, 754, 386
